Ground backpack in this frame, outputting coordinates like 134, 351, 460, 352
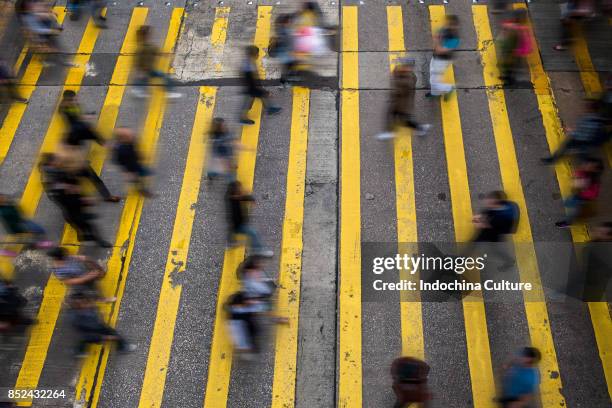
498, 201, 520, 234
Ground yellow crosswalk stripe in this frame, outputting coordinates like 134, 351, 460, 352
472, 6, 566, 406
270, 86, 310, 408
0, 7, 65, 166
429, 6, 496, 408
85, 9, 187, 407
138, 86, 217, 408
203, 7, 270, 406
516, 4, 589, 243
210, 7, 230, 73
572, 26, 603, 97
386, 5, 424, 360
516, 4, 612, 399
338, 5, 361, 408
12, 10, 148, 406
254, 5, 272, 79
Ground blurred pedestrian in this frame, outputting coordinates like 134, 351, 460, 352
131, 25, 182, 99
376, 58, 431, 140
206, 118, 239, 181
59, 90, 106, 147
112, 127, 154, 197
47, 247, 114, 300
0, 61, 28, 104
239, 45, 281, 125
238, 256, 288, 324
491, 0, 510, 14
226, 180, 273, 257
497, 9, 532, 85
225, 291, 262, 355
496, 347, 541, 408
269, 13, 298, 85
555, 157, 603, 228
55, 143, 120, 203
553, 0, 594, 51
39, 156, 112, 248
67, 0, 108, 28
470, 191, 519, 269
0, 194, 51, 249
68, 291, 135, 358
21, 1, 75, 68
541, 100, 608, 164
426, 14, 459, 99
0, 278, 34, 334
390, 356, 432, 408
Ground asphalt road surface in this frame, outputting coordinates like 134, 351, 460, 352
0, 1, 610, 407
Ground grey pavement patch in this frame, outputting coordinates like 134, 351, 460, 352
295, 89, 338, 408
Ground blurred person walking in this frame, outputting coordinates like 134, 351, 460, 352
48, 247, 114, 300
0, 61, 28, 104
67, 0, 108, 28
0, 278, 34, 334
112, 127, 154, 197
555, 157, 603, 228
39, 154, 112, 247
68, 291, 135, 358
239, 45, 281, 125
207, 118, 237, 181
541, 100, 609, 164
0, 194, 52, 249
553, 0, 594, 51
269, 13, 298, 86
470, 190, 519, 270
225, 291, 262, 355
59, 90, 106, 147
225, 180, 273, 257
390, 356, 432, 408
496, 347, 541, 408
131, 25, 181, 99
376, 58, 431, 141
21, 1, 75, 68
426, 14, 459, 99
497, 9, 532, 85
238, 256, 288, 324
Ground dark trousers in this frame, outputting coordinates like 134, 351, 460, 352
387, 109, 421, 132
78, 165, 113, 200
76, 325, 126, 354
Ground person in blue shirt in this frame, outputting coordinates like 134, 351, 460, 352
497, 347, 541, 407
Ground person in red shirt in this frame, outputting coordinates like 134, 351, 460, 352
556, 157, 604, 228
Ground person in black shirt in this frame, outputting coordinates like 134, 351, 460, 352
226, 181, 272, 257
59, 90, 106, 147
239, 46, 281, 125
112, 127, 153, 197
471, 191, 519, 269
68, 291, 135, 358
39, 154, 112, 248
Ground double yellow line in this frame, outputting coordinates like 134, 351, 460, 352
516, 4, 612, 400
473, 6, 565, 407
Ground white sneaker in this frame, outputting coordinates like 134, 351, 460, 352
120, 343, 137, 354
375, 132, 395, 141
254, 248, 274, 258
166, 92, 183, 99
131, 89, 149, 98
415, 123, 431, 136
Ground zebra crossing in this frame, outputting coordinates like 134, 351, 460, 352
0, 2, 610, 407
